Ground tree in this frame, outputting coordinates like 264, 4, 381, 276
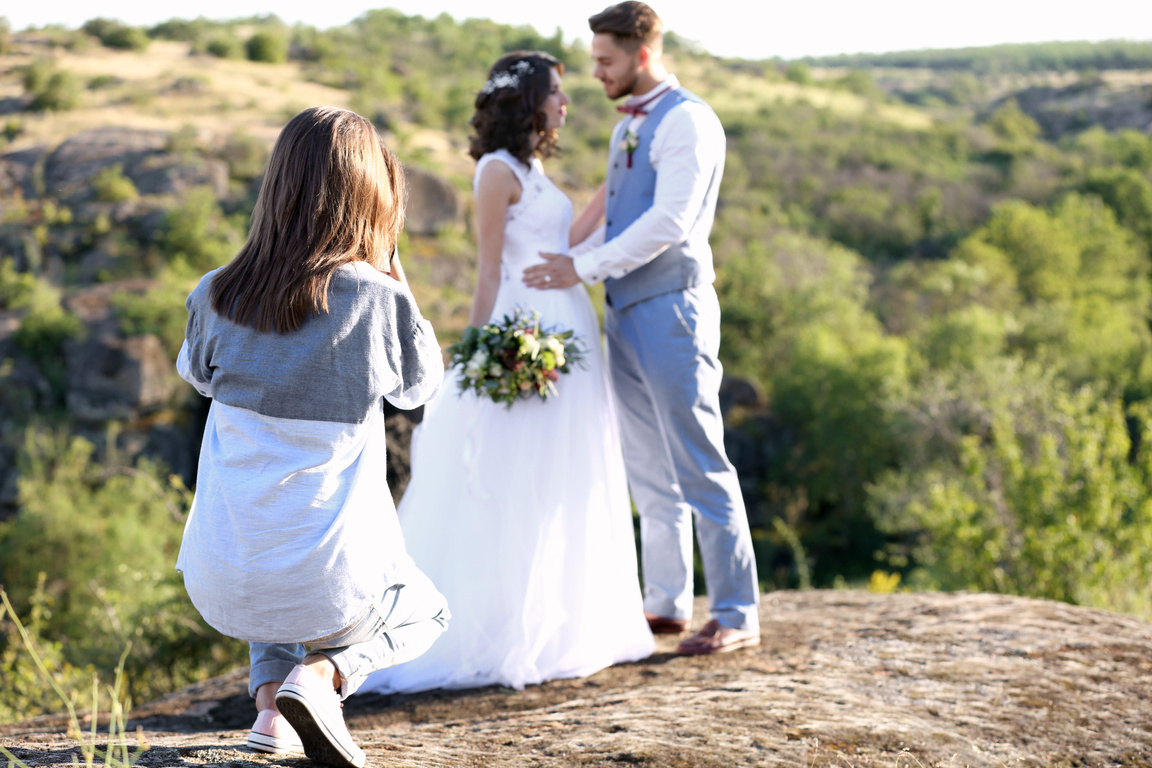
870, 360, 1152, 618
716, 229, 909, 579
954, 194, 1152, 394
1081, 166, 1152, 248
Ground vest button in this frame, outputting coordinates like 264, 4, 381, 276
609, 191, 614, 196
607, 220, 613, 226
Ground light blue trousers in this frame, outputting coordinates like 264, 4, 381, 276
605, 284, 760, 632
248, 568, 449, 700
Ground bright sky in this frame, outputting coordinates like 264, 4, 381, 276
5, 0, 1151, 60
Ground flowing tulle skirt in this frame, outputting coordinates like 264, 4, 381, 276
359, 282, 654, 694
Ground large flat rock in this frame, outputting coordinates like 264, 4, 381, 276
3, 590, 1150, 766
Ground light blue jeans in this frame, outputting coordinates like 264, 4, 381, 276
605, 284, 760, 633
248, 568, 449, 700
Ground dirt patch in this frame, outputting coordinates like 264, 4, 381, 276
4, 590, 1152, 766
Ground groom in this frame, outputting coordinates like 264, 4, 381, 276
523, 0, 760, 654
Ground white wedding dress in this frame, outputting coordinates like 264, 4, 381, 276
359, 150, 654, 694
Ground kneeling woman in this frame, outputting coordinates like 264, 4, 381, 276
176, 106, 449, 768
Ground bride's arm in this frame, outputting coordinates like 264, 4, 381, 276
569, 183, 606, 248
469, 161, 521, 327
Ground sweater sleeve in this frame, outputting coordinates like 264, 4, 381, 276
177, 280, 213, 398
383, 286, 444, 410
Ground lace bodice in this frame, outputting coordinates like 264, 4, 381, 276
473, 150, 573, 283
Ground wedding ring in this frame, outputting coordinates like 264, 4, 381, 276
544, 275, 552, 283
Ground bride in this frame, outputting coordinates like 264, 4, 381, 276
359, 51, 654, 694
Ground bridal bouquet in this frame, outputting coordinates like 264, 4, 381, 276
447, 308, 585, 407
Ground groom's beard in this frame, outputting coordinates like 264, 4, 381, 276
608, 70, 641, 101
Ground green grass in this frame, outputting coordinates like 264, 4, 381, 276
1, 589, 148, 767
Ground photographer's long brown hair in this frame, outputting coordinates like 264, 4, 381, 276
210, 106, 405, 333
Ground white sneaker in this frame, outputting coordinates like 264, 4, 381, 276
275, 664, 366, 768
247, 709, 304, 754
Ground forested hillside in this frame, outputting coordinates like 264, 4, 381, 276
1, 13, 1152, 723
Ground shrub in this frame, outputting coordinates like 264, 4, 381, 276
205, 34, 243, 60
0, 258, 37, 310
90, 163, 139, 203
2, 118, 22, 142
80, 17, 120, 40
21, 61, 80, 112
0, 576, 96, 724
81, 17, 149, 51
101, 25, 150, 51
87, 74, 121, 90
219, 131, 270, 180
245, 31, 287, 63
148, 18, 212, 43
870, 361, 1152, 619
112, 269, 195, 358
159, 187, 244, 271
785, 62, 813, 85
12, 279, 83, 396
838, 69, 882, 99
166, 124, 202, 160
44, 26, 90, 51
0, 428, 246, 708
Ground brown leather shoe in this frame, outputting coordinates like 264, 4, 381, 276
644, 611, 690, 634
675, 619, 760, 655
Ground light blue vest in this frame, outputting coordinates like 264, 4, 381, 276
604, 87, 724, 310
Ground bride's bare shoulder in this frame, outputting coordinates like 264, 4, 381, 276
476, 153, 524, 204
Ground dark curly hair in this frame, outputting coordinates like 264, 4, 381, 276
468, 51, 564, 165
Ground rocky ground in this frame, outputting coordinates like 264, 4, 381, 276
3, 590, 1152, 767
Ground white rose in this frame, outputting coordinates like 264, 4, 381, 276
464, 350, 489, 380
545, 338, 566, 367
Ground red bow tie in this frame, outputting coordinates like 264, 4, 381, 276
616, 85, 673, 117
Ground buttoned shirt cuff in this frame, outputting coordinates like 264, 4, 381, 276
573, 249, 606, 284
573, 239, 631, 285
571, 223, 607, 283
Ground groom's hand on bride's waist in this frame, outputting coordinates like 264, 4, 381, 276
524, 252, 580, 290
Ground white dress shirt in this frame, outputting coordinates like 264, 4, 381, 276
572, 75, 726, 285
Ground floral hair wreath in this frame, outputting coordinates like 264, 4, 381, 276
480, 59, 536, 95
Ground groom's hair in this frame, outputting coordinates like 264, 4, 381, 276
210, 106, 405, 333
588, 1, 663, 53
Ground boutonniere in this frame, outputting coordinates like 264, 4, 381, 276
619, 130, 639, 168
